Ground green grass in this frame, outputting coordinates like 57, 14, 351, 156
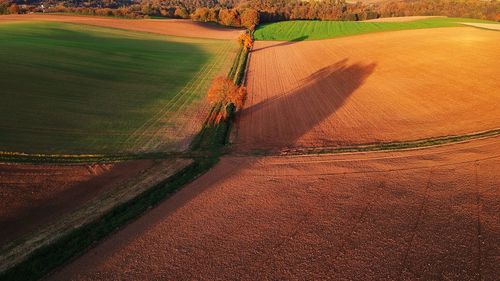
0, 21, 233, 154
254, 17, 499, 41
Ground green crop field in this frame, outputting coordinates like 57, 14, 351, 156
0, 21, 237, 154
254, 17, 499, 41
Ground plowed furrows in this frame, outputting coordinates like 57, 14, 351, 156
45, 137, 500, 281
237, 28, 500, 152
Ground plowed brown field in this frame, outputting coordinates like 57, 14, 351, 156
0, 14, 242, 39
0, 160, 154, 245
235, 27, 500, 153
48, 137, 500, 280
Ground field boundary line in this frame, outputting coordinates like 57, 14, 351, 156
233, 128, 500, 157
2, 128, 500, 164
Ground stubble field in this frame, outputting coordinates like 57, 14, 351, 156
235, 27, 500, 153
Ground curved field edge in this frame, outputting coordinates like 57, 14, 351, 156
0, 21, 237, 155
254, 17, 500, 41
2, 128, 500, 163
274, 128, 500, 156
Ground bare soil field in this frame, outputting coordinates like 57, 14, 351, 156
48, 136, 500, 280
0, 158, 192, 273
0, 14, 242, 39
365, 16, 446, 22
0, 160, 154, 246
235, 27, 500, 153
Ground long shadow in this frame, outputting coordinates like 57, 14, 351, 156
49, 59, 378, 274
252, 35, 309, 53
0, 161, 154, 247
239, 58, 377, 151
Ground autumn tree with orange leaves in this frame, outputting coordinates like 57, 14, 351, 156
207, 77, 247, 123
238, 32, 253, 51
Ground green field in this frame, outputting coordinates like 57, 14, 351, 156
254, 17, 499, 41
0, 21, 236, 154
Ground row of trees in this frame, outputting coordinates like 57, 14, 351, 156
192, 7, 259, 28
3, 0, 499, 22
243, 0, 499, 22
205, 31, 253, 124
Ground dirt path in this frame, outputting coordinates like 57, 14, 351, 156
459, 22, 500, 31
0, 14, 242, 39
235, 27, 500, 153
48, 136, 500, 280
0, 160, 155, 246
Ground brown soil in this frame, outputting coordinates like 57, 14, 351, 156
235, 27, 500, 153
459, 22, 500, 31
0, 14, 242, 39
48, 137, 500, 280
0, 160, 154, 246
364, 16, 446, 22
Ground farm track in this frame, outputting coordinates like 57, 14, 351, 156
236, 27, 500, 153
459, 22, 500, 31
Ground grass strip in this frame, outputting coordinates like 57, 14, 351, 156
233, 49, 249, 86
0, 151, 185, 164
275, 129, 500, 156
0, 157, 218, 281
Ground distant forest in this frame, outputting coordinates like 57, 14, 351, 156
1, 0, 499, 28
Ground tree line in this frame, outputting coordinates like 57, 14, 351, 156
2, 0, 499, 24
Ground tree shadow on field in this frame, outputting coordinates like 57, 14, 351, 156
238, 58, 377, 151
252, 35, 309, 53
49, 59, 378, 276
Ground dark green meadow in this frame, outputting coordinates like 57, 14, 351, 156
0, 21, 230, 154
